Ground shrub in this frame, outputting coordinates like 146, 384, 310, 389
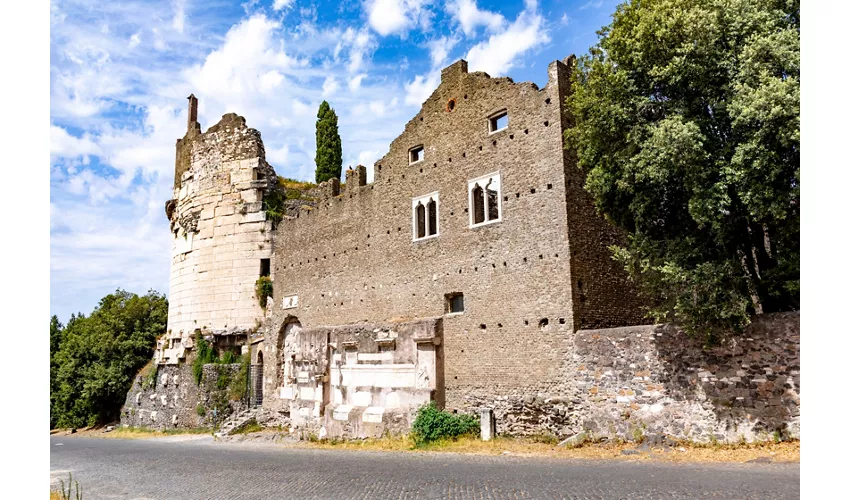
255, 276, 273, 309
411, 402, 479, 446
195, 404, 206, 417
192, 335, 219, 385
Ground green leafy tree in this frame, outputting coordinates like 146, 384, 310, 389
566, 0, 799, 341
315, 100, 343, 183
50, 289, 168, 428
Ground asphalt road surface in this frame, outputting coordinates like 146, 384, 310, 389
50, 435, 799, 499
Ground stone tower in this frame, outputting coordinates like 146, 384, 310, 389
155, 96, 278, 364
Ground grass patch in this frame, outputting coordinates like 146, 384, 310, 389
411, 402, 479, 446
231, 419, 263, 435
297, 434, 800, 463
107, 426, 212, 439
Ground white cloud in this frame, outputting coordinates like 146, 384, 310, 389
172, 0, 186, 33
465, 2, 549, 76
560, 13, 570, 26
129, 32, 141, 48
404, 70, 439, 106
348, 73, 367, 91
365, 0, 432, 37
51, 125, 101, 160
322, 76, 338, 96
580, 0, 603, 10
446, 0, 505, 37
426, 36, 458, 67
272, 0, 294, 10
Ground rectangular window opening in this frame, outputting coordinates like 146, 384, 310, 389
409, 145, 424, 164
446, 293, 464, 314
489, 111, 508, 133
260, 258, 271, 277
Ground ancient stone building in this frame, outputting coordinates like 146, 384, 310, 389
127, 57, 800, 443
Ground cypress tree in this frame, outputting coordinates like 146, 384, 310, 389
315, 100, 343, 183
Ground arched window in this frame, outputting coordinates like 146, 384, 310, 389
427, 198, 438, 236
468, 172, 502, 227
412, 192, 440, 240
416, 202, 426, 239
472, 184, 485, 224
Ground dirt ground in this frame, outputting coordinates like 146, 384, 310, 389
53, 426, 799, 463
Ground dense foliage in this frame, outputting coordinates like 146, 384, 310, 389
566, 0, 799, 341
315, 100, 343, 183
50, 290, 168, 429
255, 275, 273, 310
411, 402, 480, 446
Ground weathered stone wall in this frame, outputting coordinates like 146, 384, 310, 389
120, 363, 245, 430
162, 110, 277, 362
569, 312, 799, 443
461, 313, 800, 442
267, 58, 646, 422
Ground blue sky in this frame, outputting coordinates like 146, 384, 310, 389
50, 0, 620, 322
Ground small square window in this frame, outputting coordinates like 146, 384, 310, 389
409, 145, 424, 164
260, 258, 271, 277
446, 293, 464, 314
488, 111, 508, 133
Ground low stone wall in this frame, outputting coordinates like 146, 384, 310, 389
120, 363, 245, 430
572, 312, 800, 443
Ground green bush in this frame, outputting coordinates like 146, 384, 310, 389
411, 402, 479, 446
192, 335, 219, 385
196, 404, 206, 417
220, 350, 238, 364
255, 276, 273, 310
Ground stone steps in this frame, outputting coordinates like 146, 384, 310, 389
214, 408, 259, 438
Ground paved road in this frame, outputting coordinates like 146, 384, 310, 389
50, 436, 799, 499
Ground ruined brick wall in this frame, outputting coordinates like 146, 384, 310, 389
571, 312, 800, 443
268, 59, 587, 417
120, 363, 245, 430
164, 112, 277, 350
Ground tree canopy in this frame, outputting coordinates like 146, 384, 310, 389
50, 289, 168, 428
315, 100, 343, 183
566, 0, 799, 341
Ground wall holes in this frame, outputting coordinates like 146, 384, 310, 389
448, 158, 452, 162
515, 193, 520, 198
509, 134, 514, 140
544, 121, 549, 127
539, 254, 543, 259
545, 97, 551, 104
474, 266, 478, 271
492, 140, 497, 146
555, 253, 559, 258
523, 257, 527, 263
559, 318, 566, 325
402, 174, 405, 179
398, 227, 401, 231
524, 320, 529, 326
539, 318, 549, 328
479, 324, 486, 329
387, 230, 390, 234
479, 146, 483, 151
547, 183, 552, 189
367, 234, 370, 238
458, 269, 462, 273
491, 263, 496, 268
378, 164, 382, 171
504, 195, 508, 201
420, 168, 423, 173
524, 129, 529, 134
450, 210, 454, 215
497, 323, 503, 328
464, 94, 468, 99
420, 117, 423, 121
531, 188, 536, 194
503, 261, 507, 267
462, 152, 466, 158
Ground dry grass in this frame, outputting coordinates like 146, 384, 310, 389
296, 435, 799, 463
53, 425, 212, 440
49, 491, 61, 500
278, 177, 317, 191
